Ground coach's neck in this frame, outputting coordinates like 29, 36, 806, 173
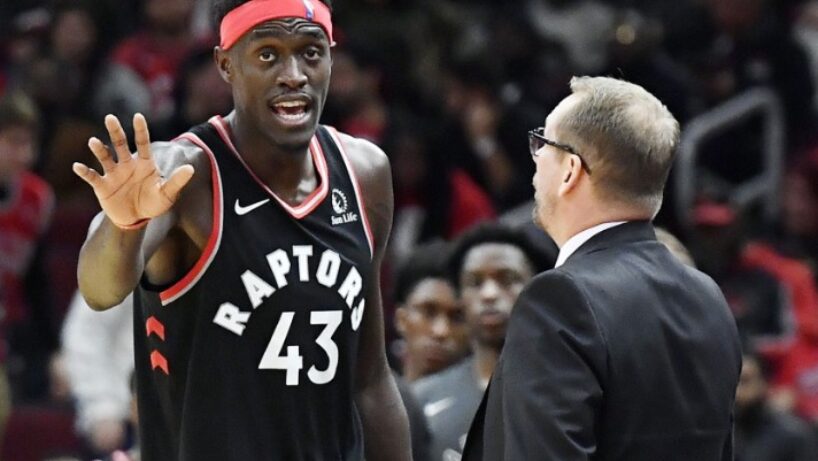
549, 185, 651, 248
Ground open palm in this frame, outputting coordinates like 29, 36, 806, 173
73, 114, 194, 228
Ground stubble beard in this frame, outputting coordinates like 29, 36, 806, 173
533, 193, 550, 233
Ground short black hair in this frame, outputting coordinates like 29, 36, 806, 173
448, 223, 554, 290
394, 241, 451, 305
212, 0, 333, 30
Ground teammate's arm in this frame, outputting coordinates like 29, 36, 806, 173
343, 135, 411, 461
74, 114, 195, 310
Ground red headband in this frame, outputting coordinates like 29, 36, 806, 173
220, 0, 334, 50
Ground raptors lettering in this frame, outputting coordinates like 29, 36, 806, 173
213, 244, 366, 336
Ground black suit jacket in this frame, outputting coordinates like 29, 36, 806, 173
462, 221, 742, 461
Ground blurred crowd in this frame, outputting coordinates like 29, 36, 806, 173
3, 0, 818, 459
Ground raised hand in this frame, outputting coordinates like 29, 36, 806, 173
73, 113, 195, 229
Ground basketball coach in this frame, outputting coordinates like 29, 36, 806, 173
462, 76, 742, 461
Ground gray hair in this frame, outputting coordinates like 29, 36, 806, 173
560, 76, 680, 215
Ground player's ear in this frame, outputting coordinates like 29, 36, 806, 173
214, 46, 233, 84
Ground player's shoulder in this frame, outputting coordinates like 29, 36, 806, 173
412, 357, 474, 402
150, 138, 211, 182
327, 129, 390, 178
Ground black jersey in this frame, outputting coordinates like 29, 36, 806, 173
134, 116, 375, 461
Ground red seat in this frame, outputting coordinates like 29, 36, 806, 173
1, 404, 83, 461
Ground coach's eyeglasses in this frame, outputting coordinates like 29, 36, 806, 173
528, 127, 591, 174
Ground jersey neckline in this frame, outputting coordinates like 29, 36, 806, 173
210, 115, 329, 220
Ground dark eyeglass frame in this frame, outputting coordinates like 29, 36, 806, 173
528, 127, 591, 174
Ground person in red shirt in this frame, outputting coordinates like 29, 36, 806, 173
95, 0, 200, 131
0, 90, 54, 448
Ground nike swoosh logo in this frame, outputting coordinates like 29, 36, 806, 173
234, 198, 270, 216
424, 396, 455, 418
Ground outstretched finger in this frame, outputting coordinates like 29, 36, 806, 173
160, 164, 195, 202
88, 137, 116, 172
72, 162, 103, 188
133, 113, 152, 160
104, 114, 133, 163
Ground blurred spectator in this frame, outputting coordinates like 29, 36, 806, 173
393, 242, 468, 382
323, 45, 389, 144
736, 352, 818, 461
386, 115, 496, 265
61, 290, 134, 457
0, 7, 50, 93
779, 150, 818, 274
436, 59, 535, 209
393, 372, 431, 461
163, 46, 233, 139
0, 318, 9, 454
794, 0, 818, 113
770, 337, 818, 426
22, 1, 105, 125
655, 226, 697, 267
693, 0, 816, 148
690, 199, 818, 424
524, 0, 616, 75
601, 8, 695, 123
94, 0, 200, 131
413, 223, 551, 461
47, 352, 71, 406
689, 200, 794, 348
0, 91, 57, 400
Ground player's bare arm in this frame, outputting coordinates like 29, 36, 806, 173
341, 133, 412, 461
74, 113, 210, 310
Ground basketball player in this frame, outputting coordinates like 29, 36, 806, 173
71, 0, 411, 459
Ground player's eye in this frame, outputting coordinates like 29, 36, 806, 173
303, 47, 322, 61
259, 51, 276, 63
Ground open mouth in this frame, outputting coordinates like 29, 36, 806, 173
269, 98, 313, 126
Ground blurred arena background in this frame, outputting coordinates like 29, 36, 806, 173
2, 0, 818, 459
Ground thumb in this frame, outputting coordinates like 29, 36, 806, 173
160, 164, 195, 202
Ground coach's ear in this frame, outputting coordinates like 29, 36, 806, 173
557, 154, 582, 197
214, 46, 233, 84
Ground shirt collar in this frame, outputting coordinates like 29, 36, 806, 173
554, 221, 627, 268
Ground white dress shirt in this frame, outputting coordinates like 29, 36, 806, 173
554, 221, 627, 268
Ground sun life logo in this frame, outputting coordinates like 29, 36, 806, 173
330, 189, 358, 226
332, 189, 348, 214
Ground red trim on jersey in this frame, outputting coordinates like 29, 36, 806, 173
158, 133, 224, 306
150, 350, 170, 375
326, 127, 375, 259
209, 116, 329, 220
146, 316, 166, 340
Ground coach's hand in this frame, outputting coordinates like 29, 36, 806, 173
73, 113, 194, 229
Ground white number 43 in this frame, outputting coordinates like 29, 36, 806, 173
259, 310, 343, 386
